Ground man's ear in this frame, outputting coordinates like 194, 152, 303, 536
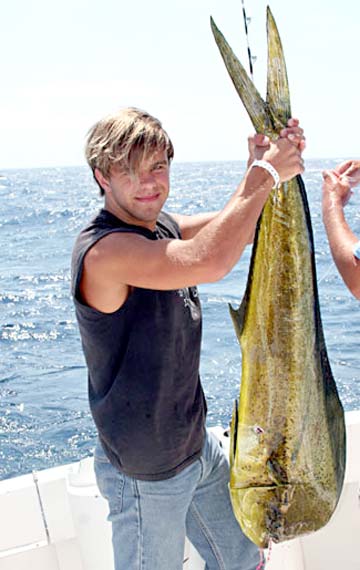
94, 168, 111, 194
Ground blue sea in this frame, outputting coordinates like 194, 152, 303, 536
1, 159, 360, 481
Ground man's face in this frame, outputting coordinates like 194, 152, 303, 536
100, 149, 170, 229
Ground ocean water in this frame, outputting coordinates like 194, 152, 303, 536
1, 159, 360, 481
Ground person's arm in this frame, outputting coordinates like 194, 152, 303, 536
170, 211, 219, 240
81, 135, 304, 312
172, 119, 306, 241
322, 168, 360, 299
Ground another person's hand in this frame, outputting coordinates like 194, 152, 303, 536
334, 160, 360, 189
322, 169, 353, 208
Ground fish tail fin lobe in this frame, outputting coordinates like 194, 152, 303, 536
210, 16, 270, 134
266, 7, 291, 128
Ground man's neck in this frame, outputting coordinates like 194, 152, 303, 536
103, 201, 158, 231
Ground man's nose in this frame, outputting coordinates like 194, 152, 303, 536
139, 171, 156, 186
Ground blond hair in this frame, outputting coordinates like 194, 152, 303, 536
85, 107, 174, 195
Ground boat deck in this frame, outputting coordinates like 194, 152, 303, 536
0, 412, 359, 570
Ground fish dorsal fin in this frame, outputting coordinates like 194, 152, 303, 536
266, 6, 291, 127
210, 16, 271, 135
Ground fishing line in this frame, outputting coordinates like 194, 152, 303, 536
240, 0, 335, 289
256, 539, 273, 570
317, 259, 337, 285
256, 549, 265, 570
241, 0, 256, 81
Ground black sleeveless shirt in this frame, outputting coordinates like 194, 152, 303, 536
71, 209, 206, 480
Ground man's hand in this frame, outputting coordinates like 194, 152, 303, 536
322, 164, 360, 299
322, 169, 353, 208
247, 117, 306, 182
334, 160, 360, 189
279, 118, 306, 152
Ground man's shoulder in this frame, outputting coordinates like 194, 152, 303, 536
75, 209, 149, 246
73, 209, 181, 265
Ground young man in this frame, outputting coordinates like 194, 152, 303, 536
322, 160, 360, 299
72, 107, 305, 570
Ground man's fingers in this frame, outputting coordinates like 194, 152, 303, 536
332, 161, 360, 189
247, 134, 271, 166
334, 160, 353, 175
298, 139, 306, 152
280, 127, 304, 138
340, 174, 360, 188
248, 133, 271, 147
322, 170, 329, 181
279, 124, 305, 151
322, 169, 338, 183
287, 117, 299, 127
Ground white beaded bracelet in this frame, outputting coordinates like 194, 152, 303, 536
250, 159, 281, 189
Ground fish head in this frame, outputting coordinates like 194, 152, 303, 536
230, 482, 337, 548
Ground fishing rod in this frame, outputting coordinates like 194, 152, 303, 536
241, 0, 256, 81
239, 1, 336, 301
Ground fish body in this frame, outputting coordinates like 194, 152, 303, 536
211, 8, 346, 548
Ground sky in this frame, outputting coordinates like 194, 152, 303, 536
1, 0, 359, 169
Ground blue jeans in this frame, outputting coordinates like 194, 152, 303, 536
94, 429, 259, 570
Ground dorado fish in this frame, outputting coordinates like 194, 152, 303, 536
211, 8, 346, 548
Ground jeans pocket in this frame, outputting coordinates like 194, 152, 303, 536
94, 456, 125, 518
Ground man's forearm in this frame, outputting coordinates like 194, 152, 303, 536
191, 166, 273, 280
322, 196, 360, 298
